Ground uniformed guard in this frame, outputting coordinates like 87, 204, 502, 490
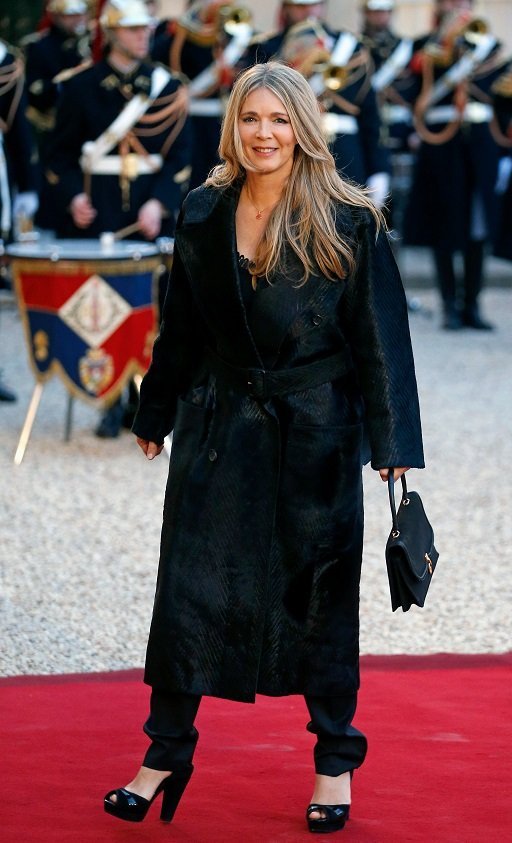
44, 0, 192, 435
0, 39, 38, 402
403, 0, 507, 330
247, 0, 390, 208
491, 67, 512, 263
45, 0, 190, 242
152, 1, 254, 189
361, 1, 428, 154
24, 1, 91, 144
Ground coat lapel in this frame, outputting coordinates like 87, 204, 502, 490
176, 184, 346, 370
176, 183, 263, 368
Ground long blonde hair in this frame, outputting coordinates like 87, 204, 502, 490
205, 61, 383, 283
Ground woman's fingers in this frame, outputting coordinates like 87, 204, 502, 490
379, 467, 410, 482
136, 437, 163, 460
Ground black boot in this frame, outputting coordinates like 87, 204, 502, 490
462, 240, 494, 330
433, 247, 462, 330
0, 373, 17, 402
95, 398, 125, 438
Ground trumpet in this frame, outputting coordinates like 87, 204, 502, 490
425, 12, 489, 67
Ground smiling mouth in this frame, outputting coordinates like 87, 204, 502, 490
253, 147, 277, 153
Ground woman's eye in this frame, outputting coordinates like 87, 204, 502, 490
241, 116, 255, 123
274, 118, 288, 124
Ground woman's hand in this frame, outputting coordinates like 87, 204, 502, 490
379, 467, 409, 482
136, 437, 164, 460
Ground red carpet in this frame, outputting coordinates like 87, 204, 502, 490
2, 654, 511, 842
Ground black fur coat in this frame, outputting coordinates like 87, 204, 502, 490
133, 182, 424, 702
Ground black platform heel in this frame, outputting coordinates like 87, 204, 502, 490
306, 803, 350, 833
104, 764, 193, 824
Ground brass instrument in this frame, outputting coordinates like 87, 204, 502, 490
279, 21, 331, 80
279, 21, 362, 94
323, 63, 350, 93
176, 1, 252, 47
218, 4, 252, 38
425, 12, 489, 68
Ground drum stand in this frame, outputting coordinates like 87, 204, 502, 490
14, 386, 76, 465
14, 380, 171, 465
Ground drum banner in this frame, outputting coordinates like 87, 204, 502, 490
13, 257, 160, 404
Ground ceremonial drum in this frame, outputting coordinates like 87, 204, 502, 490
8, 239, 170, 405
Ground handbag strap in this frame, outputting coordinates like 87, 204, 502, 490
388, 471, 408, 535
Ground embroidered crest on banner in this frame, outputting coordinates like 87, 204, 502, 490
58, 274, 131, 348
79, 347, 115, 395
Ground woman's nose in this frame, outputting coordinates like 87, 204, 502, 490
256, 120, 272, 138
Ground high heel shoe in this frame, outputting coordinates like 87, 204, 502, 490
306, 803, 350, 833
104, 764, 193, 823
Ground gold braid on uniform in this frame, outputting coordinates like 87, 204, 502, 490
413, 51, 464, 145
0, 54, 24, 132
116, 84, 189, 207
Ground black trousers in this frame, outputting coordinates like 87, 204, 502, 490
433, 240, 485, 312
142, 690, 367, 777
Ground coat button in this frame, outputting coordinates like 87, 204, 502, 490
312, 314, 323, 326
208, 449, 218, 462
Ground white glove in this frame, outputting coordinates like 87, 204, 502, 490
366, 172, 390, 209
495, 156, 512, 195
12, 191, 39, 219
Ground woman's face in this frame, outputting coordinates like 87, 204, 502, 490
238, 88, 297, 178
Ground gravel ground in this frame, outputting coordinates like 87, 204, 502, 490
0, 283, 511, 678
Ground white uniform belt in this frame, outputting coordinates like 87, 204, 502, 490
86, 154, 163, 176
425, 103, 493, 125
188, 98, 224, 117
322, 113, 359, 136
381, 104, 412, 124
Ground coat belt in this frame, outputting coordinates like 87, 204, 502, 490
205, 348, 352, 402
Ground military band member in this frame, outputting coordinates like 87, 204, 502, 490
361, 0, 428, 154
45, 0, 190, 242
0, 40, 38, 402
24, 1, 91, 143
44, 0, 191, 436
404, 0, 507, 330
248, 0, 390, 208
152, 1, 254, 189
491, 67, 512, 263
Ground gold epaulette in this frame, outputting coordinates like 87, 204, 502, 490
492, 67, 512, 98
53, 59, 93, 85
248, 29, 280, 47
20, 29, 49, 49
26, 105, 56, 132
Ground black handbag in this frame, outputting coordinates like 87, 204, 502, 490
385, 473, 439, 612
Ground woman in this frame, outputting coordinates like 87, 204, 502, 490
104, 62, 424, 834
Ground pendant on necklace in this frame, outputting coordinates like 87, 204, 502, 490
256, 211, 262, 219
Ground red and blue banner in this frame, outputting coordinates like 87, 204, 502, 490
12, 252, 161, 404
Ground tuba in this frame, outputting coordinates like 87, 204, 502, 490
424, 11, 489, 67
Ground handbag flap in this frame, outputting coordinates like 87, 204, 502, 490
390, 490, 437, 580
